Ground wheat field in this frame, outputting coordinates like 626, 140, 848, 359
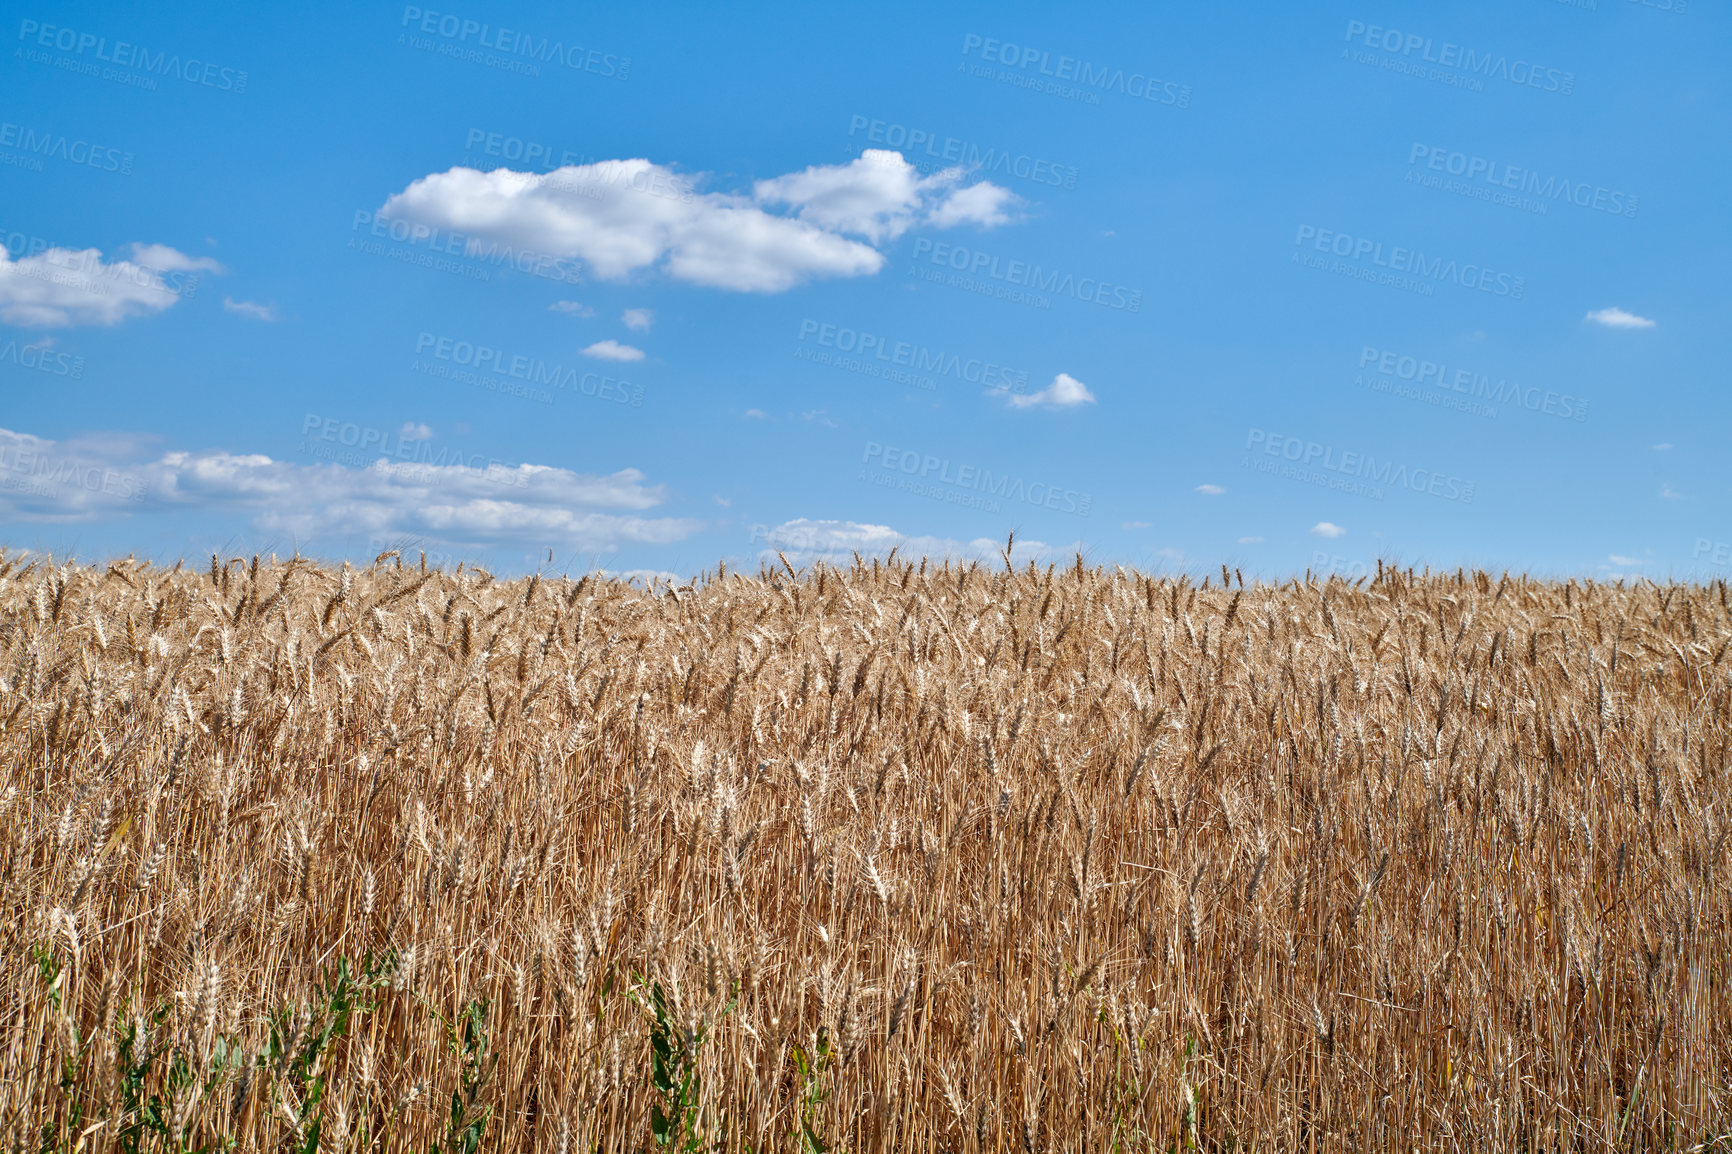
1, 548, 1728, 1152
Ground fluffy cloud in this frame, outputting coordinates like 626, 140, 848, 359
1311, 522, 1346, 538
924, 180, 1021, 230
1195, 484, 1225, 495
621, 308, 654, 331
995, 372, 1096, 410
125, 244, 224, 274
582, 339, 645, 362
1585, 306, 1655, 329
754, 150, 1022, 243
0, 426, 700, 554
751, 518, 1063, 568
380, 152, 1017, 293
0, 243, 221, 327
549, 300, 596, 317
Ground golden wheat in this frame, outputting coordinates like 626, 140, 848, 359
1, 548, 1728, 1151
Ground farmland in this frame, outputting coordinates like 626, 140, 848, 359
2, 550, 1729, 1150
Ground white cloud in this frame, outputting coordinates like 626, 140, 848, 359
603, 568, 683, 586
1608, 554, 1647, 567
922, 180, 1021, 230
380, 152, 1017, 294
1122, 520, 1151, 529
1237, 536, 1264, 544
1311, 522, 1346, 538
621, 307, 654, 331
0, 425, 700, 553
124, 244, 224, 274
222, 297, 279, 322
754, 149, 1021, 243
996, 372, 1096, 410
800, 409, 838, 428
754, 518, 1061, 567
0, 243, 222, 327
1585, 306, 1656, 329
1660, 484, 1683, 500
399, 421, 435, 440
742, 408, 769, 420
1195, 483, 1225, 495
1652, 442, 1672, 451
582, 339, 645, 362
549, 300, 595, 317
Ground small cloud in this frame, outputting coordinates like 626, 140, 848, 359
0, 242, 224, 327
549, 300, 595, 317
602, 568, 683, 586
743, 409, 769, 420
1311, 522, 1346, 539
581, 339, 645, 362
222, 297, 279, 322
399, 421, 434, 440
755, 517, 1062, 567
1237, 536, 1264, 544
1155, 547, 1185, 562
1100, 229, 1116, 238
1195, 483, 1225, 496
1652, 442, 1673, 451
1122, 520, 1151, 529
1660, 484, 1683, 500
997, 372, 1096, 410
1608, 554, 1647, 567
1585, 306, 1656, 329
621, 308, 654, 332
800, 409, 837, 428
712, 494, 731, 507
124, 243, 225, 274
924, 181, 1022, 230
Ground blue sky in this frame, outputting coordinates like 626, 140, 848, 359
2, 0, 1726, 582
